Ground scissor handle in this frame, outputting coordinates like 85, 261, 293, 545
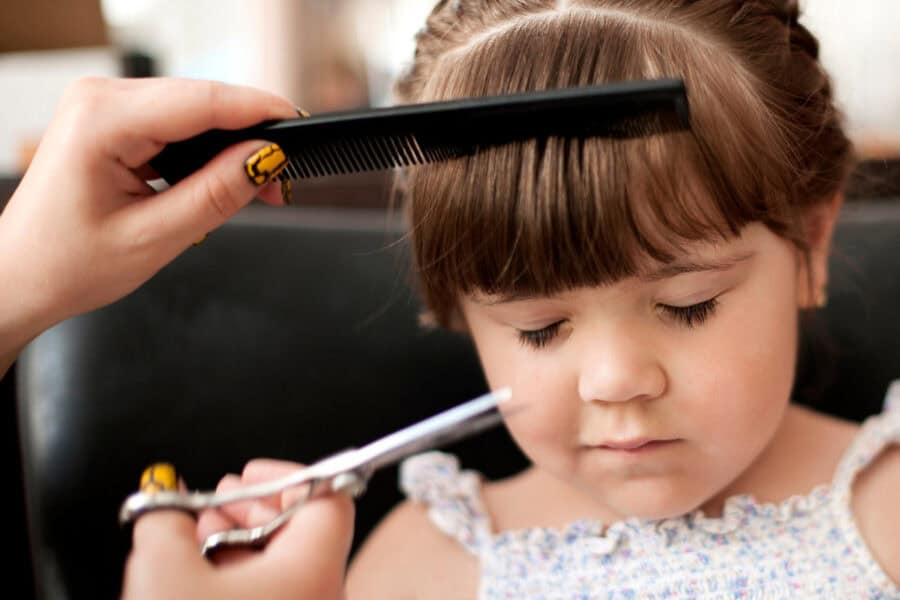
121, 388, 511, 556
200, 470, 368, 556
119, 449, 365, 526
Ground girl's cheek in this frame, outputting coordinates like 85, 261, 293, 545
504, 368, 575, 443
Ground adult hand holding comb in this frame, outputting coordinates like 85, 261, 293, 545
0, 77, 301, 369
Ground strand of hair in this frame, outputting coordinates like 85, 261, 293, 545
410, 135, 427, 164
396, 135, 417, 166
386, 136, 406, 168
381, 136, 400, 168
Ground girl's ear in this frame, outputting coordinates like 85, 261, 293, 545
797, 193, 844, 308
448, 307, 471, 334
417, 307, 471, 334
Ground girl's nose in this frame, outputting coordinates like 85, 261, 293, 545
577, 334, 667, 404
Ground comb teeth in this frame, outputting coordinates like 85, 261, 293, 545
282, 134, 466, 179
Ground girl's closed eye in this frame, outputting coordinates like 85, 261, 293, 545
517, 320, 565, 349
659, 297, 720, 328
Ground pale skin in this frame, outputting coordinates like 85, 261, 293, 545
335, 197, 900, 599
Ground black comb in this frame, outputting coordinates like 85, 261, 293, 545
150, 78, 689, 185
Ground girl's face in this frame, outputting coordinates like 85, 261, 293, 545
460, 223, 806, 520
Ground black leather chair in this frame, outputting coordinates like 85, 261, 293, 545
17, 201, 900, 599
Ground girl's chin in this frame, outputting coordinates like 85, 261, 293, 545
586, 480, 716, 522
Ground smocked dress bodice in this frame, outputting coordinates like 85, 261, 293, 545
400, 381, 900, 599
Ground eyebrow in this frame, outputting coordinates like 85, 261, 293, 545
638, 250, 756, 282
476, 250, 757, 305
479, 292, 541, 306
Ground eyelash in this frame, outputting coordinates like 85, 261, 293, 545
517, 321, 564, 349
661, 297, 719, 328
515, 298, 720, 349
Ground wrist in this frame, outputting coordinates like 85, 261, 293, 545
0, 221, 57, 359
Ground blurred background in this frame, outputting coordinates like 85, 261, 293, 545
1, 1, 898, 598
1, 0, 899, 185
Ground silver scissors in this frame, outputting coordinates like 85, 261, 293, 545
119, 388, 512, 556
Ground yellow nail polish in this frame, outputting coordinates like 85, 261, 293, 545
281, 178, 292, 206
245, 143, 288, 186
140, 463, 177, 494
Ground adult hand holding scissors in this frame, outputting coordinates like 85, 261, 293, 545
122, 462, 354, 600
120, 389, 511, 598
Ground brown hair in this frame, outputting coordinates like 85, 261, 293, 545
394, 0, 854, 328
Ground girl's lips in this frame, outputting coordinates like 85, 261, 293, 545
590, 438, 679, 452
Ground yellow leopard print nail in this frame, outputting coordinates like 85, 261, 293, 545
140, 463, 177, 494
245, 143, 288, 186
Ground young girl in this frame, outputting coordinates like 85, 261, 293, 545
339, 0, 900, 598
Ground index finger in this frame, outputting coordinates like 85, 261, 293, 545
111, 78, 298, 166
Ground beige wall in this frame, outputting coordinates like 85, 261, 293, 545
804, 0, 900, 156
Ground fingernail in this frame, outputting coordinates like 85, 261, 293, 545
296, 106, 311, 118
245, 143, 288, 186
192, 233, 208, 247
140, 463, 178, 494
280, 178, 292, 206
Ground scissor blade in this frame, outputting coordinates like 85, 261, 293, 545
350, 388, 511, 475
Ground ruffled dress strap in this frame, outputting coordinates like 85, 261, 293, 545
832, 378, 900, 493
399, 451, 494, 557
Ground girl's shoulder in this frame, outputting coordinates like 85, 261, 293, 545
346, 495, 480, 600
852, 442, 900, 586
841, 386, 900, 587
